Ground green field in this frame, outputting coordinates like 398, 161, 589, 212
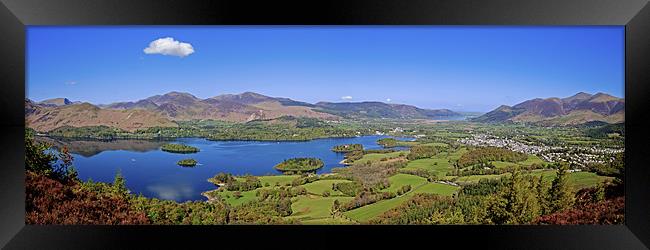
448, 147, 468, 160
420, 142, 449, 147
454, 173, 511, 183
345, 180, 459, 222
528, 170, 613, 189
519, 155, 546, 166
413, 182, 460, 196
353, 151, 406, 164
404, 157, 454, 177
492, 161, 519, 169
453, 170, 610, 190
288, 195, 354, 223
382, 174, 428, 193
343, 191, 415, 222
216, 188, 263, 206
302, 179, 353, 196
258, 175, 300, 187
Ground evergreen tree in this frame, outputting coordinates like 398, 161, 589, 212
548, 163, 574, 213
25, 130, 56, 175
113, 169, 128, 196
536, 176, 550, 215
486, 169, 541, 224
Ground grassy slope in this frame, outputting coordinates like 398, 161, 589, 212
353, 151, 406, 164
414, 182, 460, 196
259, 175, 300, 186
217, 188, 265, 206
302, 179, 352, 196
403, 157, 453, 177
287, 195, 354, 224
454, 170, 611, 189
344, 176, 459, 222
381, 174, 428, 193
420, 142, 449, 147
532, 170, 614, 190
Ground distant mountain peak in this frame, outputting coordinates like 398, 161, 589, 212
588, 92, 621, 103
474, 91, 624, 125
164, 91, 197, 98
27, 91, 464, 133
39, 98, 72, 106
240, 91, 266, 97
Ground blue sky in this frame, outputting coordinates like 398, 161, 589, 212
27, 26, 624, 112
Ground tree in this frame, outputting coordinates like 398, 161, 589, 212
548, 163, 574, 213
610, 152, 625, 197
25, 130, 56, 175
331, 199, 341, 218
113, 169, 128, 196
536, 176, 551, 215
485, 169, 542, 224
25, 129, 76, 181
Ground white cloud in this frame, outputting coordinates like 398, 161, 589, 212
386, 98, 391, 102
64, 81, 77, 85
143, 37, 194, 57
341, 96, 353, 100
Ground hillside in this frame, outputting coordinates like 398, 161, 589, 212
26, 92, 461, 132
25, 99, 178, 132
39, 98, 72, 107
473, 92, 624, 125
314, 101, 460, 119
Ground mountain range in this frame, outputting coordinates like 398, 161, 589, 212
25, 92, 461, 132
472, 92, 624, 125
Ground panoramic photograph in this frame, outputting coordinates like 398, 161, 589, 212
25, 26, 624, 225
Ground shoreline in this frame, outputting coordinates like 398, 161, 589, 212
35, 134, 382, 143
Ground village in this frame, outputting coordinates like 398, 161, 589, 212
457, 133, 624, 167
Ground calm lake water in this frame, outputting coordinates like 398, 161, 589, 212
41, 135, 409, 202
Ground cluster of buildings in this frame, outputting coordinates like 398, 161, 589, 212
458, 133, 550, 155
457, 133, 624, 167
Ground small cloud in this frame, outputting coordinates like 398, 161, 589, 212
341, 96, 353, 100
64, 81, 77, 85
386, 98, 391, 102
143, 37, 194, 57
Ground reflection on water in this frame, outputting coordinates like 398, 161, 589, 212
146, 182, 196, 201
35, 136, 165, 157
39, 135, 407, 202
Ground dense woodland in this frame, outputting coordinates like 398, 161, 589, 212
457, 147, 528, 168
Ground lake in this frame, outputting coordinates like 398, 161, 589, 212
40, 135, 409, 202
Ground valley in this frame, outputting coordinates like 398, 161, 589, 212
25, 91, 625, 225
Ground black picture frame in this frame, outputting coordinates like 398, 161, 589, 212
1, 0, 649, 249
